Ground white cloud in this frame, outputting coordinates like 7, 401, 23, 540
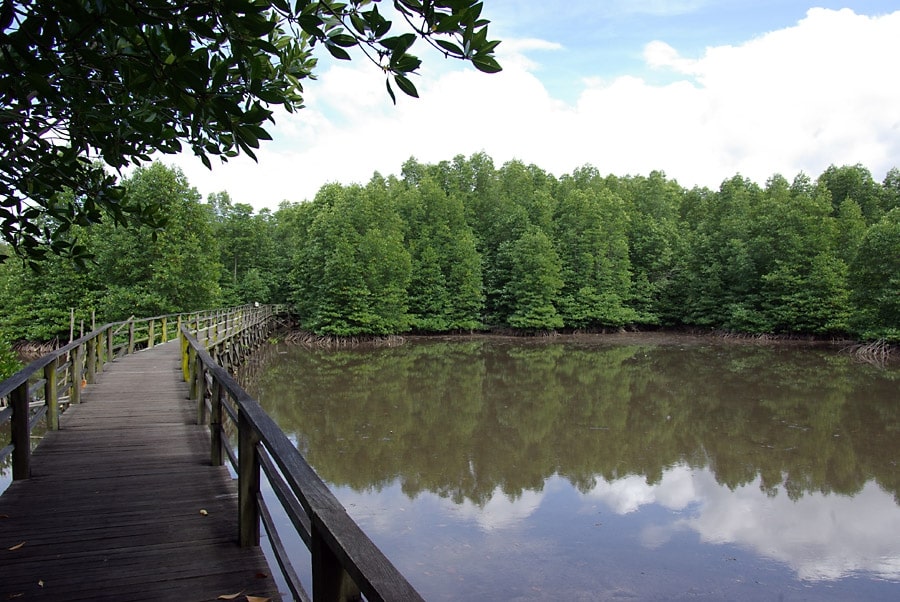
584, 465, 699, 514
685, 474, 900, 581
448, 485, 546, 531
583, 466, 900, 582
170, 7, 900, 210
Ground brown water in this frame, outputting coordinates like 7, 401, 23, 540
240, 334, 900, 600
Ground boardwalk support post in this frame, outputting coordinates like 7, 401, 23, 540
312, 523, 362, 602
45, 357, 59, 431
71, 346, 83, 405
180, 333, 190, 382
238, 407, 260, 547
210, 380, 224, 466
196, 361, 208, 425
187, 347, 199, 401
11, 381, 30, 479
85, 336, 97, 384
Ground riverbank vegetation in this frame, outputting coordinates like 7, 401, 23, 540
1, 156, 897, 363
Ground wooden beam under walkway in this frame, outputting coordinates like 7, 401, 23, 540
0, 341, 280, 601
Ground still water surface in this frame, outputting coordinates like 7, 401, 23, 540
240, 334, 900, 600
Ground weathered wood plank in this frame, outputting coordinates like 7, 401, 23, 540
0, 341, 280, 602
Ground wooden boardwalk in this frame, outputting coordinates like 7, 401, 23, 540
0, 342, 280, 601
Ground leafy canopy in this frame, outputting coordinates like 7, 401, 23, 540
0, 0, 501, 262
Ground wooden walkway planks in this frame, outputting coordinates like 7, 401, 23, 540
0, 342, 280, 601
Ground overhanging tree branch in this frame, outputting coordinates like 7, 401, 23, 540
0, 0, 501, 263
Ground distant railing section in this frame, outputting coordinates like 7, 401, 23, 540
182, 327, 424, 602
0, 305, 272, 481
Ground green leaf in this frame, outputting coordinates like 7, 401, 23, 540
471, 54, 502, 74
164, 27, 193, 56
240, 13, 277, 36
349, 13, 367, 35
297, 14, 325, 37
395, 0, 422, 12
435, 39, 463, 56
380, 33, 415, 53
385, 78, 396, 105
394, 74, 418, 98
325, 43, 351, 60
329, 34, 358, 48
256, 88, 288, 104
390, 53, 421, 74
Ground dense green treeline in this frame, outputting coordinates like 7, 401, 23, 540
1, 156, 898, 356
282, 154, 898, 340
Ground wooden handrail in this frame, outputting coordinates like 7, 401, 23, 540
1, 304, 423, 601
181, 323, 424, 602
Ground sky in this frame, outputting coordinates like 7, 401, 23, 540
167, 1, 900, 211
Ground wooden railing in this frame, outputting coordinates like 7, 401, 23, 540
0, 305, 268, 480
2, 304, 421, 601
182, 327, 424, 602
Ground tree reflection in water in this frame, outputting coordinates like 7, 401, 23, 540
240, 334, 900, 600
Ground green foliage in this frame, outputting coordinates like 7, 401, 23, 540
90, 163, 221, 320
1, 151, 896, 342
750, 174, 851, 334
274, 156, 896, 338
0, 236, 101, 340
835, 198, 868, 265
849, 209, 900, 340
818, 164, 884, 223
882, 168, 900, 213
501, 227, 564, 330
0, 332, 21, 380
210, 193, 277, 305
398, 175, 484, 331
553, 184, 636, 327
1, 0, 501, 262
614, 171, 682, 323
0, 163, 222, 341
674, 175, 763, 329
291, 181, 411, 335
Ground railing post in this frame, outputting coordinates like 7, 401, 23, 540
96, 330, 106, 373
106, 327, 114, 362
196, 361, 208, 425
45, 356, 60, 430
161, 316, 168, 343
187, 347, 199, 400
210, 380, 224, 466
128, 320, 135, 355
148, 319, 155, 349
85, 336, 97, 384
181, 333, 190, 382
311, 522, 361, 602
71, 346, 84, 405
11, 381, 31, 480
238, 407, 260, 547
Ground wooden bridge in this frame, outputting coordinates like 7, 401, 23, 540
0, 307, 423, 602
